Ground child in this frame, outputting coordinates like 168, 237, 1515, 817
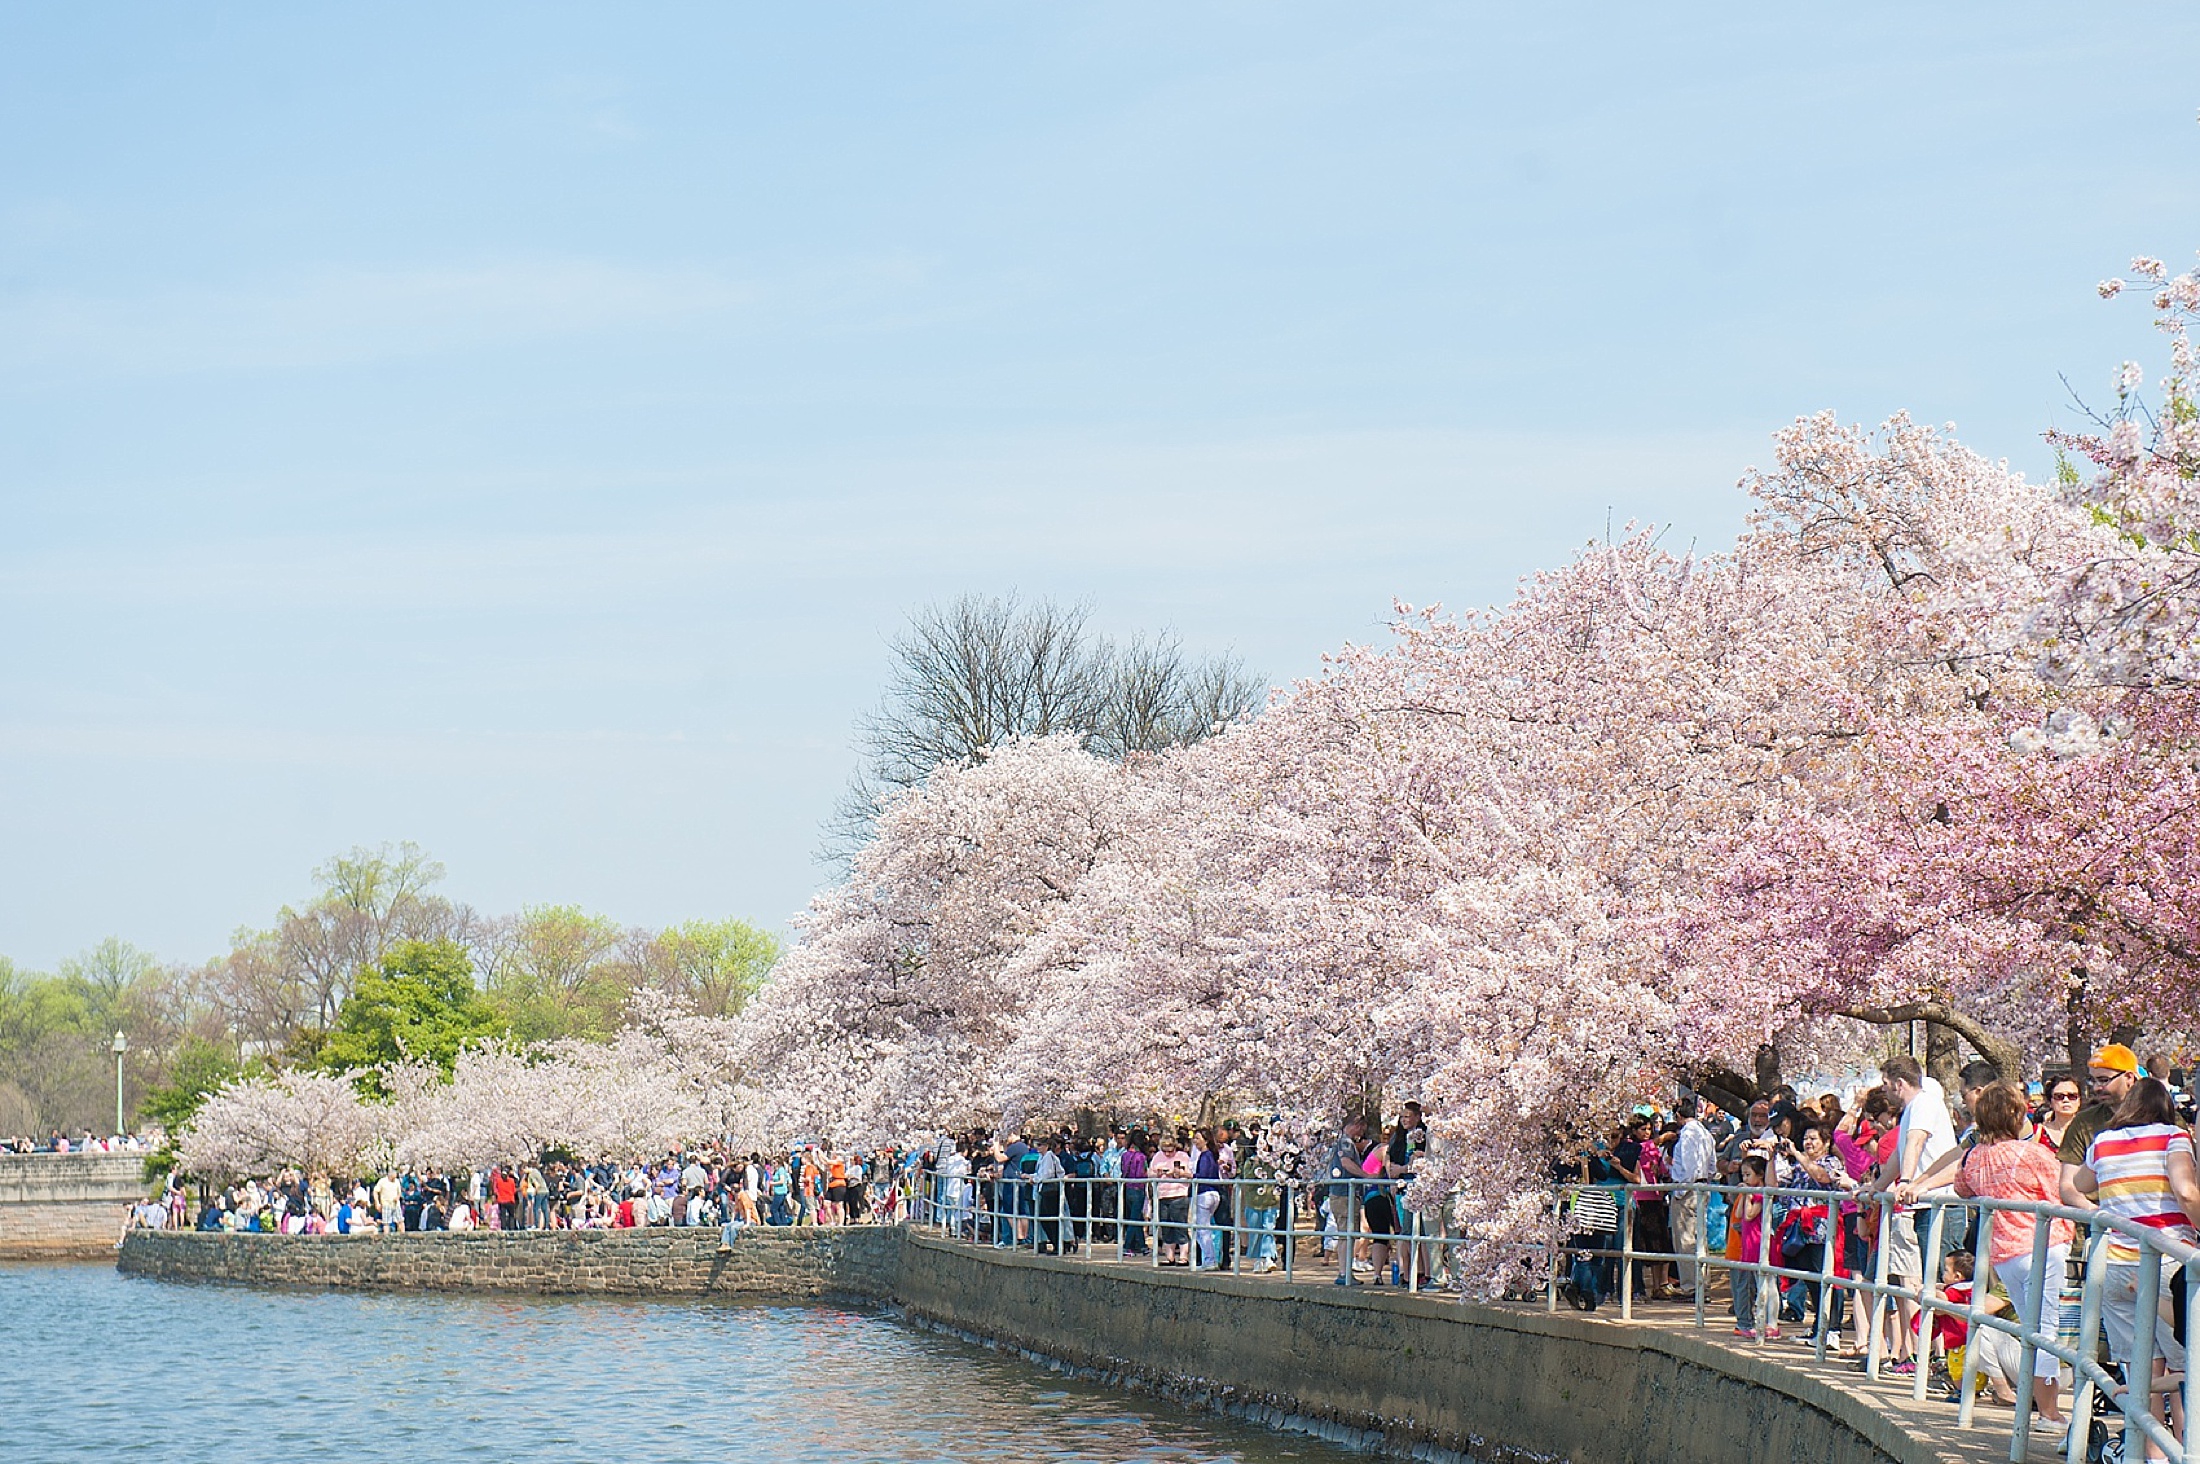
1731, 1157, 1779, 1339
1928, 1250, 2026, 1407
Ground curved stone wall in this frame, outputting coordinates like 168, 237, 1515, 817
117, 1227, 1946, 1464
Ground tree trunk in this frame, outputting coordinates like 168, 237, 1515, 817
1753, 1042, 1784, 1099
1837, 1001, 2021, 1083
1925, 1021, 1961, 1093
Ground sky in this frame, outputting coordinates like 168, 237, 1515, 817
3, 4, 2199, 971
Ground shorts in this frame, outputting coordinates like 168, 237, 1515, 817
1881, 1212, 1922, 1282
1362, 1193, 1399, 1236
825, 1185, 847, 1205
2104, 1258, 2189, 1372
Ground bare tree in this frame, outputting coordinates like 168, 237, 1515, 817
827, 593, 1263, 855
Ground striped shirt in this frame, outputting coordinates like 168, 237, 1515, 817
2085, 1123, 2197, 1264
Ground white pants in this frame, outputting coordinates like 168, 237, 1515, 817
1194, 1190, 1222, 1268
1670, 1189, 1704, 1287
1991, 1245, 2070, 1380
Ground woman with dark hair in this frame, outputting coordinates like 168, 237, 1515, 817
2036, 1073, 2084, 1152
2074, 1076, 2200, 1457
1953, 1081, 2073, 1429
1357, 1120, 1403, 1285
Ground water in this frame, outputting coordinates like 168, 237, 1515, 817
1, 1264, 1361, 1462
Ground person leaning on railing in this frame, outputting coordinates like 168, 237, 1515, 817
1943, 1080, 2074, 1430
2069, 1075, 2200, 1457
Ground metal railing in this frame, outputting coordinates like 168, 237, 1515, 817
907, 1169, 1444, 1289
1553, 1180, 2199, 1464
896, 1165, 2197, 1464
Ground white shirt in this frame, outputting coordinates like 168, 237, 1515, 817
1897, 1078, 1958, 1190
1670, 1118, 1717, 1185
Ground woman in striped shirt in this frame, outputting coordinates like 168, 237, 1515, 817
2075, 1078, 2200, 1459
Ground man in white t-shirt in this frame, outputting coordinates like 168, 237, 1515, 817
1871, 1056, 1955, 1367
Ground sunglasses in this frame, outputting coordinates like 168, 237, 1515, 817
2050, 1091, 2083, 1102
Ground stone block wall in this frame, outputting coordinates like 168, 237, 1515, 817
1, 1153, 148, 1259
116, 1224, 901, 1300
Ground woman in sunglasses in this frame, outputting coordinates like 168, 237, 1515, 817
2035, 1075, 2084, 1153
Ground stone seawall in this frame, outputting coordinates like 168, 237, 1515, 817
116, 1227, 1943, 1464
117, 1225, 900, 1300
1, 1153, 147, 1259
890, 1234, 1938, 1464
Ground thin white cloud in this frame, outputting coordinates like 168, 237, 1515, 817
0, 259, 756, 373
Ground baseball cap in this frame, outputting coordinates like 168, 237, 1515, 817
2089, 1044, 2141, 1075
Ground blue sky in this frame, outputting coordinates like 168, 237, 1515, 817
3, 4, 2197, 970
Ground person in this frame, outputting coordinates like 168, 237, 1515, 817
2073, 1077, 2200, 1460
1718, 1100, 1773, 1180
1668, 1094, 1716, 1293
1120, 1131, 1151, 1256
1950, 1081, 2073, 1429
2037, 1074, 2084, 1153
1151, 1130, 1194, 1265
1730, 1155, 1772, 1339
1240, 1133, 1283, 1273
1357, 1121, 1403, 1285
1928, 1250, 2031, 1407
1031, 1135, 1066, 1253
1322, 1115, 1370, 1279
373, 1171, 403, 1233
2061, 1044, 2143, 1208
1191, 1129, 1223, 1269
1616, 1110, 1676, 1299
1872, 1056, 1956, 1374
491, 1164, 519, 1231
1774, 1123, 1854, 1339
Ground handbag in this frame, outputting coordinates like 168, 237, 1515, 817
1568, 1186, 1619, 1235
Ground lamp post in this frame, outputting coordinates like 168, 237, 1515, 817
111, 1031, 127, 1138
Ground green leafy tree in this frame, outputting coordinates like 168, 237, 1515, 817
318, 939, 503, 1091
139, 1038, 261, 1180
481, 904, 626, 1042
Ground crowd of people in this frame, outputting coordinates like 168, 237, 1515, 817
159, 1144, 910, 1246
8, 1131, 148, 1154
1554, 1045, 2198, 1456
912, 1104, 1433, 1285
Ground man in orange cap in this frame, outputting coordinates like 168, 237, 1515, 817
2058, 1043, 2142, 1209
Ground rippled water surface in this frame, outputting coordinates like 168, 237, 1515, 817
3, 1263, 1360, 1463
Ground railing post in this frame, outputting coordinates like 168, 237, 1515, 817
2131, 1240, 2161, 1455
1754, 1183, 1774, 1340
1692, 1184, 1708, 1330
1813, 1206, 1838, 1365
1619, 1190, 1636, 1321
1408, 1202, 1422, 1294
1231, 1178, 1243, 1277
1343, 1186, 1361, 1287
1915, 1203, 1947, 1401
2183, 1261, 2197, 1464
2063, 1226, 2106, 1464
2011, 1200, 2051, 1462
1283, 1180, 1295, 1284
1549, 1185, 1566, 1314
1958, 1213, 1986, 1430
1866, 1200, 1892, 1381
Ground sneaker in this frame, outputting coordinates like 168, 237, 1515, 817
1889, 1359, 1916, 1375
1763, 1326, 1782, 1340
1733, 1326, 1758, 1339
